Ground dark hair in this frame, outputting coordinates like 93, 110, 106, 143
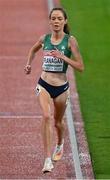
49, 7, 70, 34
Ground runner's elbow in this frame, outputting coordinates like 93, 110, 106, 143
77, 63, 84, 72
80, 64, 84, 72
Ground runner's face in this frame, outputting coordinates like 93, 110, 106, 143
49, 10, 67, 32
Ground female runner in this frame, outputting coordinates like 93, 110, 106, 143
24, 7, 84, 173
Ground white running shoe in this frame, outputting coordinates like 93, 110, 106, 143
42, 158, 54, 173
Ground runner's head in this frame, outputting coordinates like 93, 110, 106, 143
49, 7, 70, 34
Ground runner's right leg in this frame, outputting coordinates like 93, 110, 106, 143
38, 87, 53, 172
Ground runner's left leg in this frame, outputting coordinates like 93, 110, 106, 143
52, 90, 69, 161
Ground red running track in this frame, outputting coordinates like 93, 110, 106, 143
0, 0, 77, 179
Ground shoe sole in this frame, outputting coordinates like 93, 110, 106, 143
52, 153, 63, 161
42, 166, 54, 173
52, 157, 62, 161
42, 170, 52, 173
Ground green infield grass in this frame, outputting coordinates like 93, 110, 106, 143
61, 0, 110, 179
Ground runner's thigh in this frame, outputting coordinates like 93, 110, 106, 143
53, 90, 69, 120
38, 87, 51, 116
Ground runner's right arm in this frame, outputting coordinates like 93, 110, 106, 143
24, 35, 45, 74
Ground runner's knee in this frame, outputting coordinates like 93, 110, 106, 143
55, 121, 63, 129
43, 112, 51, 122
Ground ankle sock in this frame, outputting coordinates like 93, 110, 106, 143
45, 157, 51, 161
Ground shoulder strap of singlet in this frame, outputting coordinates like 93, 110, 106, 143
43, 34, 51, 43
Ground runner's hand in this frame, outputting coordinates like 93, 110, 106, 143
24, 65, 31, 74
51, 48, 64, 59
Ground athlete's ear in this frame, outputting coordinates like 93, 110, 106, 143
65, 19, 67, 25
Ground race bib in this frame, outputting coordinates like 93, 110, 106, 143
42, 55, 64, 72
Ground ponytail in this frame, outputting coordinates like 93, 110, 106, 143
64, 24, 70, 35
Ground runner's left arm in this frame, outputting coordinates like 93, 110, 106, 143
51, 36, 84, 72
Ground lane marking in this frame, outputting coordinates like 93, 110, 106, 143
47, 0, 83, 179
47, 0, 54, 12
0, 115, 42, 119
0, 56, 26, 60
66, 98, 83, 179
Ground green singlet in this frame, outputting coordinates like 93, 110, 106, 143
42, 34, 72, 73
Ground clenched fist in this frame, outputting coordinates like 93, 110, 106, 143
24, 65, 31, 74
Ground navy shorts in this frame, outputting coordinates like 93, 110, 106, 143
37, 77, 69, 98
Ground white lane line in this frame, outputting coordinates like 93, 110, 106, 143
0, 56, 26, 60
47, 0, 54, 12
66, 98, 83, 179
47, 0, 83, 179
0, 115, 42, 119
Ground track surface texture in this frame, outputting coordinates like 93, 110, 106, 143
0, 0, 94, 179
